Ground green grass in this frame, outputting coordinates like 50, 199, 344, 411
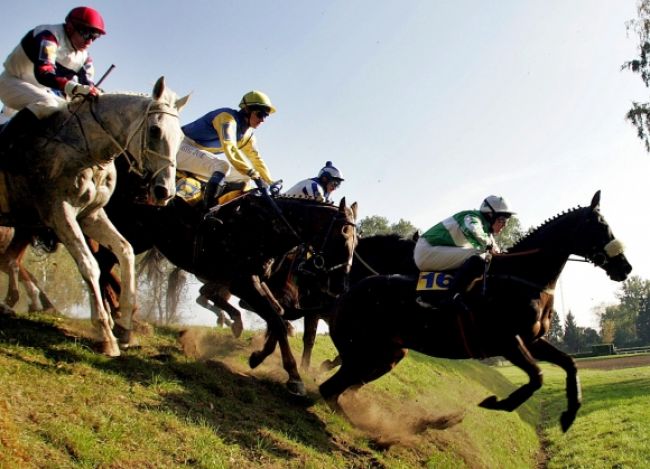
498, 359, 650, 468
0, 310, 541, 468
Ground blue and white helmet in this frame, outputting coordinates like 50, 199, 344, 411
318, 161, 344, 181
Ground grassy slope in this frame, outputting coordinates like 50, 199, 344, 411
500, 359, 650, 469
0, 310, 540, 468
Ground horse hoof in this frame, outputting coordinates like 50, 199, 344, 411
287, 379, 307, 396
100, 340, 121, 357
231, 320, 243, 338
478, 395, 499, 410
560, 410, 577, 432
249, 352, 263, 369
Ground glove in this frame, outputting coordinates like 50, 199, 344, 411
64, 81, 100, 98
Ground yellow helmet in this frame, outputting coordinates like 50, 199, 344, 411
239, 90, 276, 114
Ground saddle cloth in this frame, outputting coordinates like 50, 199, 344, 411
416, 271, 455, 291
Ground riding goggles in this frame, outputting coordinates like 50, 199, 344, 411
76, 27, 102, 42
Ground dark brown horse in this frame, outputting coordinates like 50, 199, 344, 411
192, 232, 419, 373
95, 190, 357, 395
320, 191, 632, 432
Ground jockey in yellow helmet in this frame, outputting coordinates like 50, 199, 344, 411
176, 90, 276, 208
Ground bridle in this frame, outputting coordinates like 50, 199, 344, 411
85, 98, 180, 179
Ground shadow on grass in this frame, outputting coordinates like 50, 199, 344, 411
0, 312, 342, 462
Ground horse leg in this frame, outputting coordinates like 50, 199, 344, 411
49, 207, 120, 356
320, 346, 407, 415
301, 314, 319, 370
236, 276, 305, 396
3, 257, 21, 308
320, 354, 342, 372
80, 210, 136, 350
196, 285, 243, 338
479, 335, 542, 412
528, 337, 581, 432
197, 295, 242, 338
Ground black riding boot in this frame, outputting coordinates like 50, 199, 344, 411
203, 171, 226, 209
443, 255, 486, 312
0, 108, 41, 157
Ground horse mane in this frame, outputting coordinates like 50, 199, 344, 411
509, 205, 589, 252
274, 194, 337, 208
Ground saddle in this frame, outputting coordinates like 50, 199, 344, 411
175, 171, 248, 207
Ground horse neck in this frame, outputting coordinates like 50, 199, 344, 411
496, 210, 586, 288
74, 94, 150, 165
275, 198, 342, 250
353, 235, 417, 277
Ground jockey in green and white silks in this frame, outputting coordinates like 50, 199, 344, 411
414, 195, 515, 311
415, 209, 496, 272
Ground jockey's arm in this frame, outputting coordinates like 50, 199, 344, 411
31, 31, 68, 92
213, 113, 272, 182
240, 137, 273, 183
463, 213, 492, 250
31, 30, 96, 94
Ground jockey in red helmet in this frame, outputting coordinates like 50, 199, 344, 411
0, 6, 106, 153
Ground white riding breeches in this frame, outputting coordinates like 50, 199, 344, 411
0, 71, 66, 119
414, 237, 484, 271
176, 137, 231, 180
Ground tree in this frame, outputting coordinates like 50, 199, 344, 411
357, 215, 391, 236
390, 218, 419, 239
623, 0, 650, 152
563, 311, 580, 353
547, 309, 564, 347
357, 215, 419, 238
496, 216, 525, 250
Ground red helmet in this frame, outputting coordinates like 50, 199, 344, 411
65, 7, 106, 34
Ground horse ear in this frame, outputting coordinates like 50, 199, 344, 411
411, 230, 420, 241
350, 201, 358, 220
590, 190, 601, 210
338, 197, 347, 211
153, 76, 166, 100
176, 93, 191, 112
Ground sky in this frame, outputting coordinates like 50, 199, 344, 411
2, 1, 650, 330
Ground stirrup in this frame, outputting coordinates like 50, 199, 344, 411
415, 295, 436, 309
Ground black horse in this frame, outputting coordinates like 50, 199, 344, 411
96, 173, 358, 395
193, 232, 419, 372
320, 191, 632, 432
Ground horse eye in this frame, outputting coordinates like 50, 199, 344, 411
149, 126, 162, 140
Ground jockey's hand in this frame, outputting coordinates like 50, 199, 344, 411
270, 180, 283, 196
64, 81, 101, 98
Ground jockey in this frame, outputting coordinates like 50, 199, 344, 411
285, 161, 344, 201
414, 195, 515, 310
0, 6, 105, 149
177, 90, 276, 208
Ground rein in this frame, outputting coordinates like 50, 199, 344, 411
87, 99, 179, 177
353, 250, 380, 275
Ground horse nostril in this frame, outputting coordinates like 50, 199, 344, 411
153, 185, 170, 201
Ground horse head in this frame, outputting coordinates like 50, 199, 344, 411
572, 191, 632, 281
125, 77, 190, 206
278, 196, 358, 298
314, 197, 358, 296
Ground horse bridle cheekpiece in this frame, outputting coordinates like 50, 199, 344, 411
88, 98, 180, 179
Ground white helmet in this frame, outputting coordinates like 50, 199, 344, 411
480, 195, 515, 216
318, 161, 344, 181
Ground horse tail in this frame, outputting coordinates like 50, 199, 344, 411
166, 267, 189, 320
